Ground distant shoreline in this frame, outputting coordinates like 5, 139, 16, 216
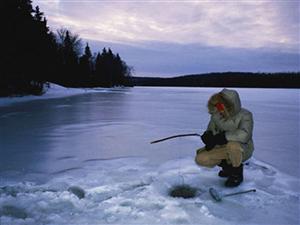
132, 72, 300, 88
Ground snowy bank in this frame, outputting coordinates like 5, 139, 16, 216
0, 83, 112, 107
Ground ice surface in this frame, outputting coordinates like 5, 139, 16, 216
0, 85, 299, 224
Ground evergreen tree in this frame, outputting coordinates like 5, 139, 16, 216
56, 29, 81, 86
96, 48, 110, 87
34, 6, 43, 21
84, 43, 92, 59
79, 43, 92, 85
0, 1, 133, 95
0, 0, 56, 96
92, 48, 132, 87
112, 54, 124, 86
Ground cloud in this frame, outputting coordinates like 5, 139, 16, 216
32, 0, 299, 75
88, 40, 300, 76
33, 0, 299, 53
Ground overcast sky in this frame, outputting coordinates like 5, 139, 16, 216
33, 0, 299, 77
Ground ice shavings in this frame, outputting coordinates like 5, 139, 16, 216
0, 156, 299, 225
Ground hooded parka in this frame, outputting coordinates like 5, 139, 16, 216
206, 89, 254, 161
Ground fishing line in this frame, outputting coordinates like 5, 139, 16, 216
150, 131, 205, 198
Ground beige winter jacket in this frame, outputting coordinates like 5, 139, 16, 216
206, 89, 254, 161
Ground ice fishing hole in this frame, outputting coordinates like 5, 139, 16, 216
169, 185, 197, 199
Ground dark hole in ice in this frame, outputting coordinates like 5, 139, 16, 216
1, 205, 28, 219
169, 185, 197, 199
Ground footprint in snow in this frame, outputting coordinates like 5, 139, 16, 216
245, 161, 276, 176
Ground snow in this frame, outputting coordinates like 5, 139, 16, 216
0, 84, 110, 107
0, 85, 299, 225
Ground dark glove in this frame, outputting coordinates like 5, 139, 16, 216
213, 132, 228, 145
201, 131, 215, 151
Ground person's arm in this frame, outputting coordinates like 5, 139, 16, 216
201, 118, 217, 150
206, 118, 216, 133
225, 111, 253, 143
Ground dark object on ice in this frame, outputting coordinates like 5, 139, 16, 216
0, 205, 28, 219
68, 186, 85, 199
209, 187, 256, 202
169, 185, 197, 199
0, 186, 19, 197
151, 133, 200, 144
218, 160, 231, 178
217, 161, 244, 187
225, 164, 244, 187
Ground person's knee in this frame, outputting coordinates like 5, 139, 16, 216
226, 141, 241, 153
226, 141, 243, 167
195, 154, 214, 168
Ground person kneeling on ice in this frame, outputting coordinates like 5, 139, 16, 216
195, 88, 254, 187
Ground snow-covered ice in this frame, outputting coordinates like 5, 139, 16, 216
0, 85, 299, 224
0, 84, 109, 108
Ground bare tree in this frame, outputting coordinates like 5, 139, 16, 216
56, 28, 82, 55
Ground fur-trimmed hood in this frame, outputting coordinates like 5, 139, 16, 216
206, 89, 254, 161
208, 88, 242, 117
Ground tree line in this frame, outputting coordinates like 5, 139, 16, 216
132, 72, 300, 88
0, 0, 132, 97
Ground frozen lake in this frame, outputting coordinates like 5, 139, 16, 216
1, 87, 299, 181
0, 86, 299, 224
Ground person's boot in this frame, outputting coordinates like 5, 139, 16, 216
218, 160, 232, 178
225, 164, 243, 187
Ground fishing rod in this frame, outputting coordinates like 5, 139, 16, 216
150, 133, 201, 144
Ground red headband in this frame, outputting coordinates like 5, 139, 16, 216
215, 103, 225, 112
